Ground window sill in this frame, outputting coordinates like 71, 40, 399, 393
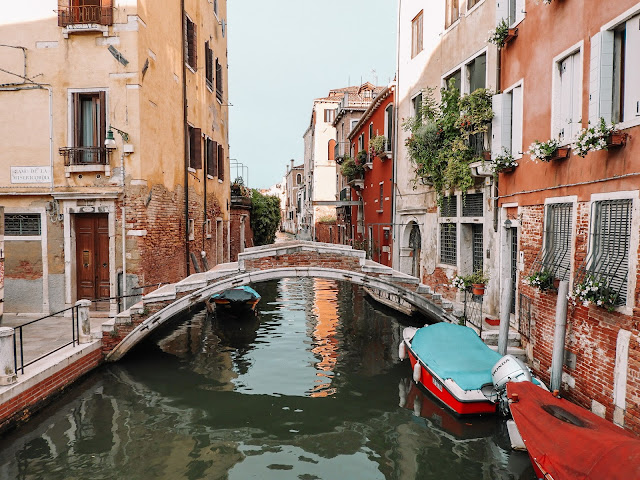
65, 164, 110, 178
443, 19, 460, 35
617, 117, 640, 132
465, 0, 486, 18
186, 64, 196, 74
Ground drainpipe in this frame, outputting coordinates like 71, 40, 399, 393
392, 0, 401, 269
550, 280, 569, 392
181, 0, 190, 276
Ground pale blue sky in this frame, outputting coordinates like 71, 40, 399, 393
227, 0, 398, 189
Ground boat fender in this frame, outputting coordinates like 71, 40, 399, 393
413, 362, 421, 383
399, 341, 406, 360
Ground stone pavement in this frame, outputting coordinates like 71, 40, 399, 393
0, 313, 105, 370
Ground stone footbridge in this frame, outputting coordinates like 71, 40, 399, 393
103, 241, 457, 361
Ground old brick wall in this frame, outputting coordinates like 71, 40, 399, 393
230, 202, 253, 262
315, 221, 338, 244
519, 203, 640, 433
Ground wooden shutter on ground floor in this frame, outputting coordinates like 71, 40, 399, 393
217, 143, 224, 180
189, 127, 202, 169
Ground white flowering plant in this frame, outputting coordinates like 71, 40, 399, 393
492, 149, 518, 173
573, 118, 617, 157
451, 275, 469, 291
569, 275, 618, 311
528, 139, 560, 162
487, 18, 509, 48
523, 269, 555, 291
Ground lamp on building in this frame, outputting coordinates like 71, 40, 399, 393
504, 218, 512, 229
105, 125, 130, 150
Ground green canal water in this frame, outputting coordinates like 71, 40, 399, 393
0, 278, 535, 479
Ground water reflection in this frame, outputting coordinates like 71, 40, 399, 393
0, 278, 535, 479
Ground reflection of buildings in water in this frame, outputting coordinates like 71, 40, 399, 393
309, 278, 340, 397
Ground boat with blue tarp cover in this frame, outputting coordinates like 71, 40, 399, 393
399, 322, 538, 416
209, 285, 261, 315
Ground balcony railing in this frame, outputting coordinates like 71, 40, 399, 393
58, 5, 113, 27
59, 146, 110, 166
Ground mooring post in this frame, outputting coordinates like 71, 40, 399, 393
550, 280, 569, 392
76, 299, 92, 343
0, 327, 17, 385
498, 221, 513, 356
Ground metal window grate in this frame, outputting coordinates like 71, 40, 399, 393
440, 223, 457, 265
462, 193, 483, 217
576, 199, 632, 305
441, 196, 457, 217
472, 224, 483, 273
5, 214, 41, 236
534, 203, 573, 281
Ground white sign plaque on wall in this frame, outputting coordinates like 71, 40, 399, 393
10, 166, 52, 184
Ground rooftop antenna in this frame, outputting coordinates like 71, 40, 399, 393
371, 69, 378, 85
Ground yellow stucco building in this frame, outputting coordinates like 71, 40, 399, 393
0, 0, 230, 316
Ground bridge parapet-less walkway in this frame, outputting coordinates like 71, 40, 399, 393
103, 241, 457, 362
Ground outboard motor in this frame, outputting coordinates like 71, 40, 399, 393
491, 355, 533, 416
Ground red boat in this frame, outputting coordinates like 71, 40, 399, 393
507, 381, 640, 479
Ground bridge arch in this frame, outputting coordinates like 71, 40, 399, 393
104, 241, 456, 362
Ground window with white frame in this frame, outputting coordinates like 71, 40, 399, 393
492, 83, 523, 158
537, 203, 574, 281
467, 53, 486, 93
444, 69, 461, 91
440, 223, 457, 265
577, 198, 632, 306
412, 10, 424, 58
350, 119, 359, 133
445, 0, 459, 29
553, 49, 582, 144
5, 214, 41, 236
438, 194, 485, 270
590, 14, 640, 126
412, 92, 423, 120
496, 0, 525, 28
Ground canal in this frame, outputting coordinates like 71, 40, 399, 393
0, 278, 535, 479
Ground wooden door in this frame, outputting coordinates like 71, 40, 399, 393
76, 214, 110, 311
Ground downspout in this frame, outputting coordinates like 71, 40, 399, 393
493, 47, 502, 233
181, 0, 190, 276
391, 0, 401, 269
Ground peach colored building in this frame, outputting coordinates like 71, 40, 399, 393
0, 0, 229, 316
495, 0, 640, 433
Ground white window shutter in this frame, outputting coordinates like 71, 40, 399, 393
511, 86, 523, 157
515, 0, 525, 25
571, 51, 582, 140
588, 32, 602, 125
624, 15, 640, 122
492, 93, 512, 157
558, 57, 573, 142
496, 0, 508, 24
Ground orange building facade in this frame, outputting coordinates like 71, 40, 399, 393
496, 0, 640, 433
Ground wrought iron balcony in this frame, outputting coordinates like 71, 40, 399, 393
59, 146, 110, 166
57, 6, 113, 27
339, 187, 351, 201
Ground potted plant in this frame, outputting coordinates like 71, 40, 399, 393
467, 270, 489, 295
451, 274, 471, 292
370, 135, 388, 159
573, 117, 626, 157
487, 18, 517, 48
569, 275, 618, 311
528, 139, 570, 162
523, 269, 556, 291
492, 148, 518, 174
356, 149, 369, 166
340, 155, 364, 181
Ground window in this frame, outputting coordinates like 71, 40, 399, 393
467, 53, 486, 93
468, 0, 481, 9
188, 126, 202, 169
440, 223, 457, 265
538, 203, 573, 281
472, 224, 483, 273
441, 195, 457, 217
492, 84, 523, 159
462, 193, 483, 217
350, 119, 359, 133
185, 15, 197, 71
188, 218, 195, 241
553, 49, 582, 144
70, 91, 107, 165
444, 70, 461, 91
324, 109, 336, 123
412, 92, 423, 120
384, 104, 393, 152
58, 0, 113, 27
411, 10, 424, 58
205, 41, 214, 90
215, 58, 223, 102
590, 15, 640, 125
206, 138, 217, 177
206, 218, 212, 238
379, 183, 384, 211
578, 199, 632, 305
5, 214, 41, 236
217, 143, 225, 180
445, 0, 459, 29
369, 123, 374, 143
296, 173, 301, 185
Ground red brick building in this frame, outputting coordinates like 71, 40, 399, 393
495, 0, 640, 432
347, 85, 395, 267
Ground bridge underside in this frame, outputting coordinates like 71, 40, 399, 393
103, 241, 456, 362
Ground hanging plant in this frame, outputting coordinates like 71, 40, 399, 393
528, 139, 560, 162
487, 18, 510, 48
492, 148, 518, 173
573, 117, 618, 157
340, 156, 364, 180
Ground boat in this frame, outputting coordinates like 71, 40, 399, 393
506, 381, 640, 479
400, 322, 535, 416
209, 285, 261, 315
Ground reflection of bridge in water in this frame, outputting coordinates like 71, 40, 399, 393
104, 241, 457, 362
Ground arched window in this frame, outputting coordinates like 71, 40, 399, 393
296, 173, 302, 185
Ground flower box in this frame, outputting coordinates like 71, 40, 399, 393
500, 166, 515, 174
482, 151, 492, 161
551, 147, 570, 160
505, 28, 518, 44
606, 132, 627, 148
